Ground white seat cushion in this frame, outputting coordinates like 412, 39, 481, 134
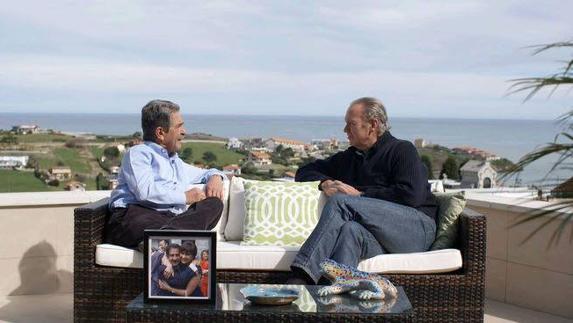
96, 244, 143, 268
96, 242, 462, 274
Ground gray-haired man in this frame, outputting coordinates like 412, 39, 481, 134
106, 100, 226, 249
290, 97, 438, 284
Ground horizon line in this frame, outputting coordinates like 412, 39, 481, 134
0, 112, 558, 122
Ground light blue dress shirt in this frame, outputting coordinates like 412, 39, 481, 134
109, 141, 226, 214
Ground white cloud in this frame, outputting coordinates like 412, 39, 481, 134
0, 0, 571, 118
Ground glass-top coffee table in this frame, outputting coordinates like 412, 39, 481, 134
126, 283, 413, 322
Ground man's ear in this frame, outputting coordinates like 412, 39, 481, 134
370, 119, 379, 135
155, 126, 165, 143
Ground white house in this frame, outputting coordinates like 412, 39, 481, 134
11, 125, 39, 134
310, 138, 339, 151
0, 156, 29, 169
49, 166, 72, 181
460, 160, 497, 189
414, 138, 428, 148
248, 151, 272, 166
264, 137, 305, 154
226, 137, 243, 150
65, 181, 86, 192
223, 164, 241, 175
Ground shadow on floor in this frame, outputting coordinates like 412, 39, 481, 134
0, 241, 73, 323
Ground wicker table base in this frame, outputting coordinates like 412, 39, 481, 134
126, 283, 414, 322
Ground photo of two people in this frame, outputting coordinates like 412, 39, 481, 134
145, 231, 215, 302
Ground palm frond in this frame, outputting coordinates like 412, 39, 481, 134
526, 41, 573, 55
505, 40, 573, 245
508, 200, 573, 247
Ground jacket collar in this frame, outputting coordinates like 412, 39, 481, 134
352, 131, 392, 158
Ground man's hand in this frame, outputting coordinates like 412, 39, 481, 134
158, 279, 172, 292
185, 188, 206, 205
205, 175, 224, 200
320, 180, 340, 197
333, 181, 362, 196
321, 180, 362, 197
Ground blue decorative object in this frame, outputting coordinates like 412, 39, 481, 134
318, 259, 398, 300
240, 285, 299, 305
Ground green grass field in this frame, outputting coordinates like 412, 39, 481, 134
32, 148, 92, 174
53, 148, 92, 173
90, 146, 103, 160
181, 142, 245, 166
0, 170, 60, 192
14, 133, 75, 143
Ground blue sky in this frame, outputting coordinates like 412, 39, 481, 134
0, 1, 571, 119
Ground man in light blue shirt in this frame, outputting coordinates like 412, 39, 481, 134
106, 100, 227, 248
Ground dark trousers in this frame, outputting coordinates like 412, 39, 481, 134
105, 197, 224, 248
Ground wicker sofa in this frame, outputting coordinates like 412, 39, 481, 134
74, 190, 486, 322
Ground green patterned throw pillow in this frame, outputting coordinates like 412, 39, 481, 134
430, 191, 467, 250
241, 180, 321, 247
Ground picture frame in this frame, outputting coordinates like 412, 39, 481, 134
143, 230, 217, 304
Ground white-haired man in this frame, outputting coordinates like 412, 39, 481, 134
290, 97, 437, 284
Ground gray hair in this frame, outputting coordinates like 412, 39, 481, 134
141, 100, 180, 142
350, 97, 390, 136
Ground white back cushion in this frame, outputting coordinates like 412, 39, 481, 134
186, 181, 230, 241
224, 177, 246, 241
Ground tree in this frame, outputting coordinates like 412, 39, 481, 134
103, 146, 120, 159
241, 162, 257, 175
180, 147, 193, 162
1, 134, 18, 145
441, 157, 459, 180
272, 145, 295, 165
504, 40, 573, 245
275, 144, 284, 155
420, 154, 434, 179
96, 172, 104, 190
281, 147, 295, 159
203, 151, 217, 163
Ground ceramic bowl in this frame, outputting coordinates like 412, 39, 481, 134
240, 286, 300, 306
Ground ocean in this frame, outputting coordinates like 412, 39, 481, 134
0, 113, 570, 186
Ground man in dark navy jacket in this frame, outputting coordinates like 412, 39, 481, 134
290, 97, 438, 284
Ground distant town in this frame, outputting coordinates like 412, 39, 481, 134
0, 124, 519, 193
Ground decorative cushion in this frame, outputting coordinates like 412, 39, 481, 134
430, 191, 467, 250
241, 180, 321, 247
224, 177, 327, 242
95, 241, 463, 274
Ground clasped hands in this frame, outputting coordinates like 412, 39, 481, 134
185, 175, 224, 204
320, 180, 362, 197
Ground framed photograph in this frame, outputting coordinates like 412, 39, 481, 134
143, 230, 216, 304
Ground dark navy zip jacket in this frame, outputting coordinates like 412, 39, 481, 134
296, 131, 438, 221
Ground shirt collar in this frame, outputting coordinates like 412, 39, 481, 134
144, 141, 178, 159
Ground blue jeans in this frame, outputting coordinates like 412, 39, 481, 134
291, 194, 436, 283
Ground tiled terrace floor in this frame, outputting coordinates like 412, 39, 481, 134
0, 294, 570, 323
